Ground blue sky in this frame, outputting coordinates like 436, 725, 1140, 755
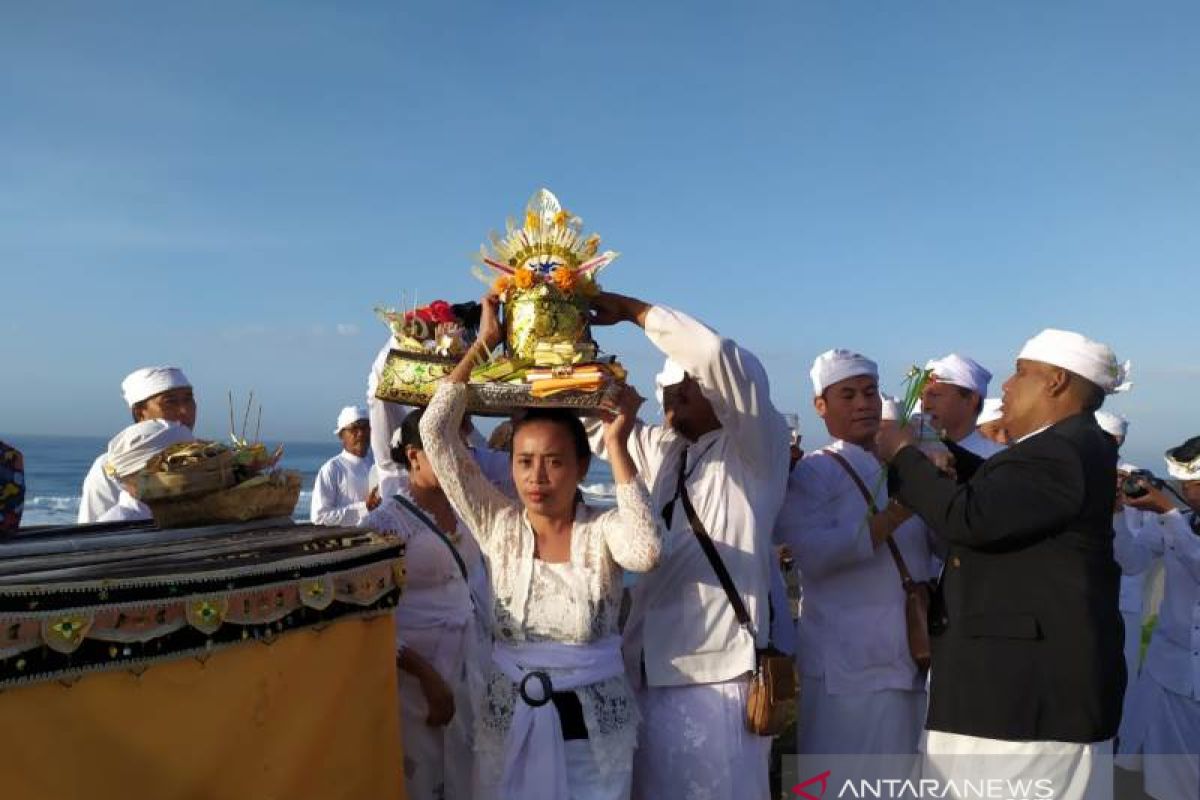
2, 0, 1197, 469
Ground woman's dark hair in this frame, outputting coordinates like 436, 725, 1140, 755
511, 408, 591, 470
391, 408, 425, 469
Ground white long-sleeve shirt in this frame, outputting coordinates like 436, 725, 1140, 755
1114, 507, 1200, 699
1115, 507, 1155, 614
589, 305, 790, 687
97, 490, 151, 523
310, 450, 373, 526
367, 336, 409, 499
773, 439, 935, 695
78, 452, 122, 523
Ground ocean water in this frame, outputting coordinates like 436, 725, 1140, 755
2, 434, 616, 527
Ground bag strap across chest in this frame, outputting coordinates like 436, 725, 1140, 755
392, 493, 469, 582
823, 449, 916, 587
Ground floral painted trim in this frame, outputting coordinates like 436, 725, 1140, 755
0, 535, 404, 689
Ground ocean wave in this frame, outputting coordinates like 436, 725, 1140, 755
21, 489, 318, 527
26, 495, 81, 511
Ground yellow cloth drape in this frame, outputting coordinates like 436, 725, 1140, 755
0, 615, 405, 800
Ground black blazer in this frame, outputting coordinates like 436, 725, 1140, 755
890, 413, 1125, 743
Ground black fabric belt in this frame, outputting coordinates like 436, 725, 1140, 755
550, 691, 588, 740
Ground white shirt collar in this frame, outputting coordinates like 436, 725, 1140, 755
830, 438, 879, 462
1015, 424, 1050, 444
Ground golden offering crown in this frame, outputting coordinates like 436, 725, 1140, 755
474, 188, 618, 297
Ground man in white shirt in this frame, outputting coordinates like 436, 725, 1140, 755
311, 406, 379, 526
97, 419, 194, 522
774, 349, 934, 759
78, 366, 196, 523
1115, 436, 1200, 800
920, 353, 1005, 459
586, 291, 789, 800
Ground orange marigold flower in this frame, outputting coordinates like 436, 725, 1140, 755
513, 268, 536, 290
491, 275, 512, 296
550, 266, 577, 293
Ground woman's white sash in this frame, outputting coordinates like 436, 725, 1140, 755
492, 636, 624, 800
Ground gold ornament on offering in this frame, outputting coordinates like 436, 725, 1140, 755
474, 188, 619, 362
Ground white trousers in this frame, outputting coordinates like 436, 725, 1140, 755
923, 730, 1113, 800
1116, 672, 1200, 800
798, 675, 925, 755
632, 678, 771, 800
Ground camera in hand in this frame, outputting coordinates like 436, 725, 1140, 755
1121, 469, 1163, 499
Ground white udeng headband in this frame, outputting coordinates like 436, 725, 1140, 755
1017, 329, 1131, 394
1165, 452, 1200, 481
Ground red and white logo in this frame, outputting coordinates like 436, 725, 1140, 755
792, 769, 832, 800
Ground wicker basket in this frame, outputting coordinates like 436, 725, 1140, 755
374, 349, 458, 406
136, 448, 238, 501
146, 472, 303, 529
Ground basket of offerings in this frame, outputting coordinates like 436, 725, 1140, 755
373, 300, 478, 406
147, 471, 303, 528
140, 438, 302, 528
375, 188, 627, 415
462, 350, 627, 416
135, 440, 237, 500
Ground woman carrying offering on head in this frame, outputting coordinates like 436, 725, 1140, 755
418, 292, 661, 800
362, 407, 491, 800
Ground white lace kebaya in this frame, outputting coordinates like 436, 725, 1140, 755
419, 382, 662, 793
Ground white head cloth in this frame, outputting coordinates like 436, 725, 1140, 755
654, 358, 687, 405
977, 398, 1004, 425
121, 366, 191, 408
810, 349, 878, 396
334, 405, 369, 435
1117, 461, 1141, 475
106, 419, 193, 479
1017, 329, 1131, 394
881, 395, 901, 422
1095, 410, 1129, 439
925, 353, 991, 396
1165, 438, 1200, 481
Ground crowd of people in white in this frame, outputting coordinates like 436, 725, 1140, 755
82, 290, 1198, 800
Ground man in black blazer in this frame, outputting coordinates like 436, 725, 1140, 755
876, 328, 1130, 799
